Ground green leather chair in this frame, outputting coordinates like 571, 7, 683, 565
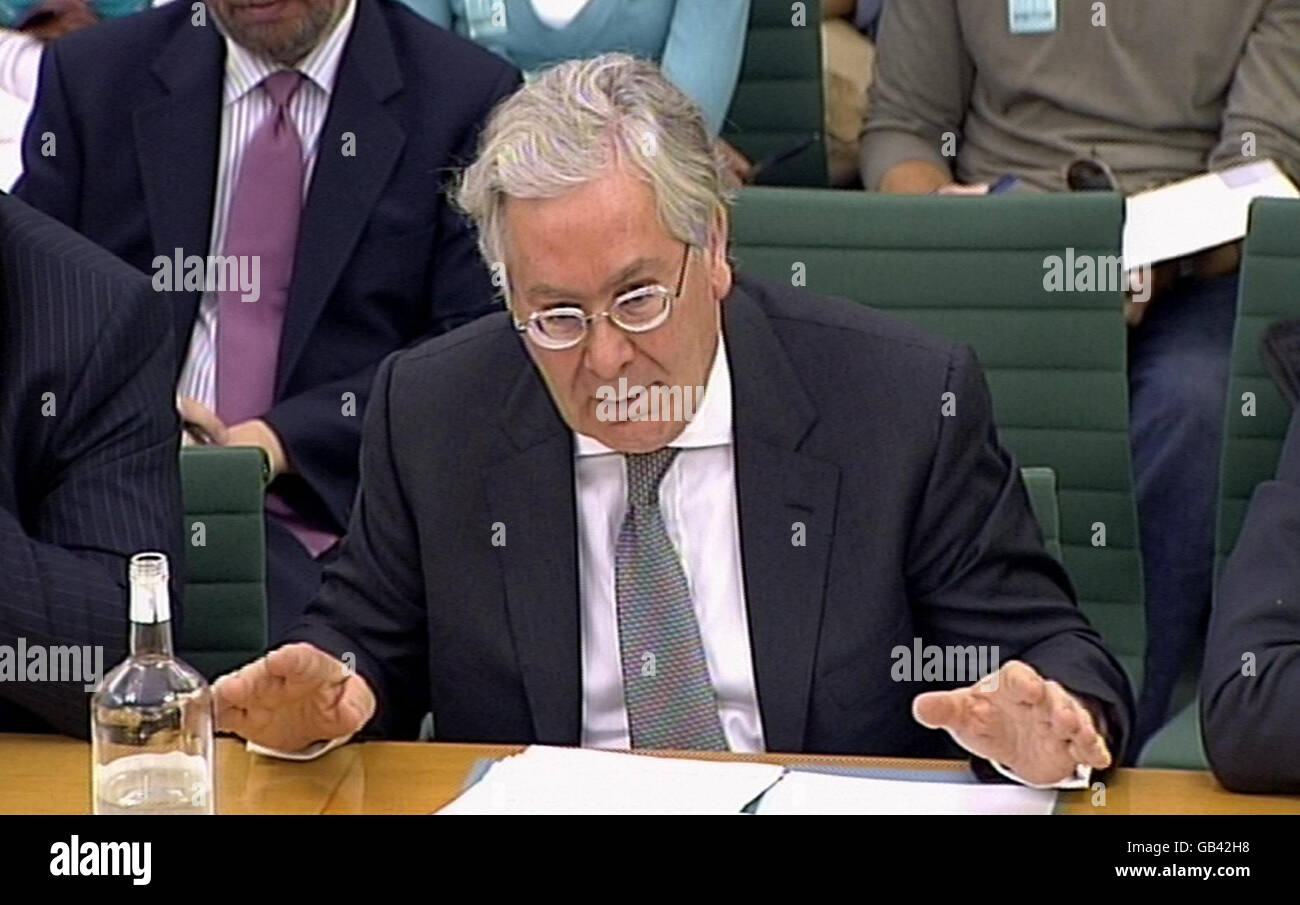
1142, 197, 1300, 770
1021, 467, 1063, 564
721, 0, 828, 187
1138, 702, 1206, 769
1138, 699, 1207, 770
731, 188, 1143, 683
177, 446, 270, 680
1216, 198, 1300, 557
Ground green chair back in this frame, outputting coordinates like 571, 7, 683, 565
1139, 699, 1208, 770
731, 188, 1142, 681
1021, 467, 1062, 563
1218, 198, 1300, 557
721, 0, 827, 187
177, 446, 269, 679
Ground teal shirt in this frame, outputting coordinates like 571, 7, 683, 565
399, 0, 750, 134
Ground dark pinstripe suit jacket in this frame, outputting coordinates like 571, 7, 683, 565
0, 192, 182, 737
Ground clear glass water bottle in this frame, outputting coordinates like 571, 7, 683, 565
91, 552, 214, 814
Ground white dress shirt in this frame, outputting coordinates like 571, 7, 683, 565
575, 335, 765, 751
0, 28, 39, 103
175, 0, 357, 409
0, 29, 39, 191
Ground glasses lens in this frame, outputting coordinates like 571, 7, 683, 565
529, 311, 586, 349
610, 288, 670, 332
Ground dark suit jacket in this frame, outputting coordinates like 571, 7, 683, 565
0, 192, 183, 737
15, 0, 520, 533
291, 273, 1134, 759
1202, 405, 1300, 792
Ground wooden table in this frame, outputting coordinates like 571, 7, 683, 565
3, 733, 1298, 814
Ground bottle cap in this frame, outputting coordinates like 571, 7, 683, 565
128, 552, 171, 624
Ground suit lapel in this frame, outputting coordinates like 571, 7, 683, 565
484, 352, 582, 744
725, 285, 841, 753
134, 21, 224, 356
276, 0, 405, 394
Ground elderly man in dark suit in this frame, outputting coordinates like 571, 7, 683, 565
16, 0, 520, 639
0, 191, 182, 737
215, 55, 1133, 786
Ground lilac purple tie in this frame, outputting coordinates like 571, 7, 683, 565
216, 71, 338, 558
216, 69, 303, 426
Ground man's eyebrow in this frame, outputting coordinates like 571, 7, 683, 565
525, 257, 664, 299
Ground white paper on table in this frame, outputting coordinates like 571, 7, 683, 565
436, 745, 786, 815
1122, 159, 1299, 272
753, 770, 1057, 815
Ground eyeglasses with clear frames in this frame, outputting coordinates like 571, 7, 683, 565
512, 243, 692, 351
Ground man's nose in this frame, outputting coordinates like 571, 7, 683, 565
584, 317, 635, 381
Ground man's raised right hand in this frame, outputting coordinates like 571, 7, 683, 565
214, 643, 375, 753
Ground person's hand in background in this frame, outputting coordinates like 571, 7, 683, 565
214, 643, 376, 754
1123, 262, 1173, 328
878, 159, 986, 195
935, 182, 990, 196
178, 396, 227, 447
1125, 241, 1241, 328
717, 137, 754, 185
913, 660, 1111, 785
177, 396, 289, 478
224, 418, 289, 477
19, 0, 97, 41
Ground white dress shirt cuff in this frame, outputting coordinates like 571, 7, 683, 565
990, 760, 1091, 789
245, 734, 352, 761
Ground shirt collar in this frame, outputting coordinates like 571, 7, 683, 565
574, 333, 733, 457
221, 0, 357, 105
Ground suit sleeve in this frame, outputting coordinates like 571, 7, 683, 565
1202, 406, 1300, 793
283, 353, 430, 740
658, 0, 749, 136
0, 272, 182, 738
261, 63, 520, 532
860, 0, 972, 190
906, 344, 1135, 762
13, 42, 83, 226
1209, 0, 1300, 181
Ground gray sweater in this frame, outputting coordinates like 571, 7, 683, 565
862, 0, 1300, 193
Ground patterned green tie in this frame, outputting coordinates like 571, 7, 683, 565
616, 448, 728, 750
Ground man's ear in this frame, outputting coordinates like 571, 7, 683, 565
708, 209, 733, 300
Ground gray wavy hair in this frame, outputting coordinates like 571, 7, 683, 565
454, 53, 737, 297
